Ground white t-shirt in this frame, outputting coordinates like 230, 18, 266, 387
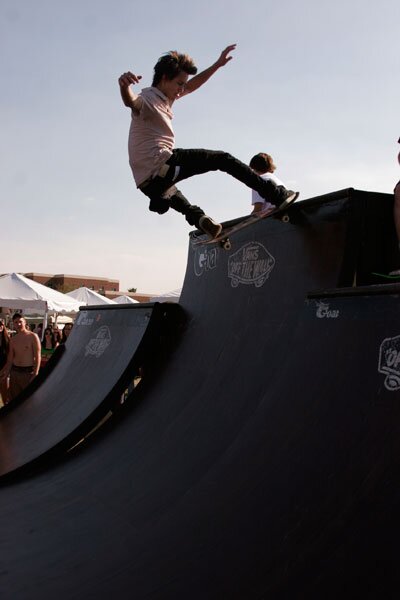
128, 87, 175, 188
251, 172, 285, 210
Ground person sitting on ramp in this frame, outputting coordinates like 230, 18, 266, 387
249, 152, 290, 215
118, 45, 299, 239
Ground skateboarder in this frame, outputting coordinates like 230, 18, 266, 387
390, 138, 400, 275
118, 45, 299, 238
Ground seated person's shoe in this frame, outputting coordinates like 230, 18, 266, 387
199, 215, 222, 239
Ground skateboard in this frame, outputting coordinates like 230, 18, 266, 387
192, 205, 290, 250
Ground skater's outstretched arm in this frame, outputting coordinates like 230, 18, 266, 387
118, 71, 143, 110
183, 44, 236, 96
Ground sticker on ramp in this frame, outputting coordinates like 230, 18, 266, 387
228, 242, 275, 288
378, 335, 400, 391
85, 325, 112, 358
76, 312, 95, 327
315, 301, 340, 319
193, 246, 218, 277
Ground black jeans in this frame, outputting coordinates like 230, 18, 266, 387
139, 148, 288, 228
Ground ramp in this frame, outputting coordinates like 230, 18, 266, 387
0, 302, 184, 478
0, 189, 399, 598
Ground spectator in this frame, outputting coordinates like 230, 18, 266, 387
0, 319, 10, 405
36, 323, 43, 341
249, 152, 287, 214
42, 328, 59, 353
40, 327, 59, 370
52, 326, 62, 346
61, 323, 73, 344
0, 313, 41, 402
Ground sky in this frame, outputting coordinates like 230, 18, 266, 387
0, 0, 399, 294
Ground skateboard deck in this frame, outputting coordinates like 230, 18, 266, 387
192, 205, 290, 250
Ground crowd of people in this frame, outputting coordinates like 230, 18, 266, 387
0, 314, 74, 406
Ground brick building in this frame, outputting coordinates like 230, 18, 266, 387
23, 273, 154, 303
24, 273, 119, 295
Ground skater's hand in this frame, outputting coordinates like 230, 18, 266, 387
118, 72, 142, 89
216, 44, 236, 67
118, 72, 143, 109
184, 45, 236, 95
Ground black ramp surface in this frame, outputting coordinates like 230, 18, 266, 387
273, 288, 400, 596
0, 303, 182, 478
1, 189, 400, 599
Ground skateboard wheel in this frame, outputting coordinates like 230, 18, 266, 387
282, 214, 290, 223
222, 239, 231, 250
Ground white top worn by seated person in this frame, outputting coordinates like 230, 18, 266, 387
252, 172, 285, 211
128, 87, 176, 188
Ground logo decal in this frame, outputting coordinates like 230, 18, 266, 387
316, 301, 340, 319
228, 242, 275, 288
85, 326, 111, 358
378, 335, 400, 391
194, 246, 218, 277
76, 312, 95, 327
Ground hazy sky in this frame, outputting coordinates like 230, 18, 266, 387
1, 0, 399, 293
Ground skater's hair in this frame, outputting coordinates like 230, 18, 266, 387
152, 51, 197, 86
249, 153, 276, 174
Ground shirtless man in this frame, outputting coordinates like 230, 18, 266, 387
0, 313, 41, 401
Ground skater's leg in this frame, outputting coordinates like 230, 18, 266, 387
140, 179, 221, 238
169, 148, 298, 206
168, 189, 205, 227
141, 181, 203, 225
169, 190, 222, 237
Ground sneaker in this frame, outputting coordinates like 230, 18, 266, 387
199, 215, 222, 239
277, 190, 299, 211
389, 269, 400, 276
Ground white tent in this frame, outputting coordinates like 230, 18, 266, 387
150, 288, 181, 303
113, 295, 139, 304
66, 287, 116, 306
0, 273, 81, 313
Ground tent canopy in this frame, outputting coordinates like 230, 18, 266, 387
66, 287, 116, 306
0, 273, 81, 313
113, 295, 139, 304
150, 288, 181, 303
